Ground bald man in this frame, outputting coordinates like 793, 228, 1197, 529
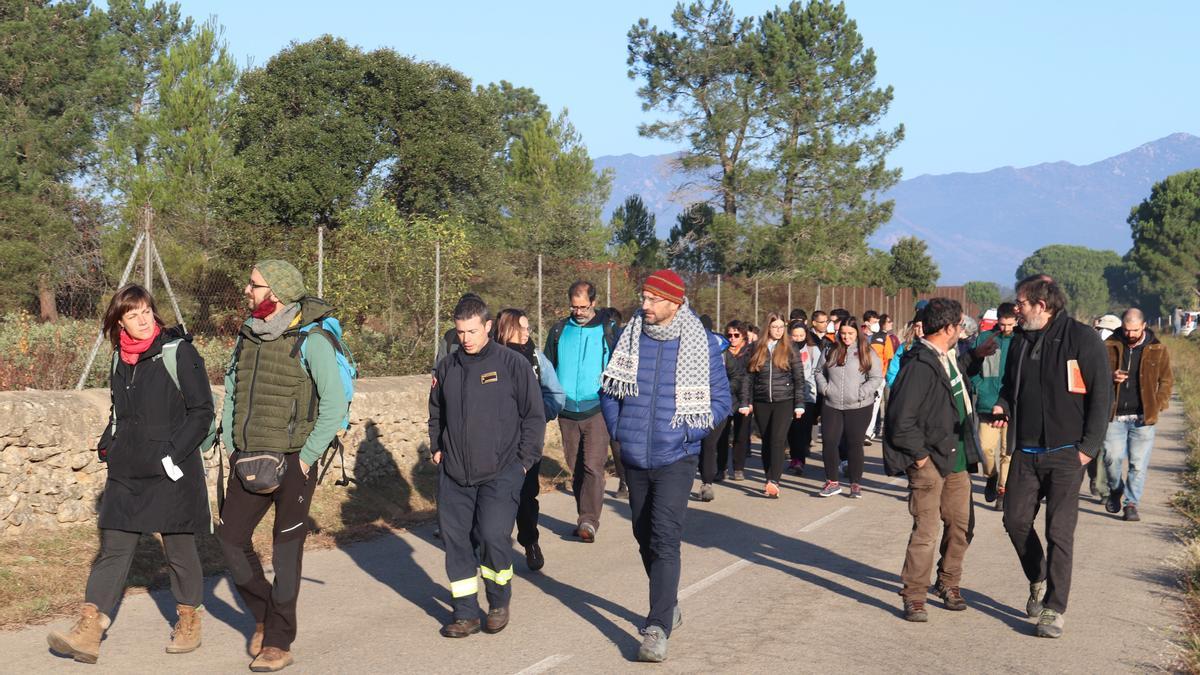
1101, 308, 1173, 522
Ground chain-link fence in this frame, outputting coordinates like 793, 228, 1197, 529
0, 214, 980, 391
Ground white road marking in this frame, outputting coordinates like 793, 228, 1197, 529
677, 505, 854, 600
515, 654, 573, 675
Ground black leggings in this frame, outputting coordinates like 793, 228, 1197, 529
788, 401, 818, 463
754, 400, 794, 483
821, 403, 872, 484
85, 529, 202, 618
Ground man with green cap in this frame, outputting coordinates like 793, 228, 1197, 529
217, 260, 348, 672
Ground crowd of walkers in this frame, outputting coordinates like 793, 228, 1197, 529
45, 262, 1172, 668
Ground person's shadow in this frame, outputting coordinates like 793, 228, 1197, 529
335, 420, 449, 625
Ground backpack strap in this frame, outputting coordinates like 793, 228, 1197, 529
159, 339, 182, 391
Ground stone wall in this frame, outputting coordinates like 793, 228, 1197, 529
0, 376, 565, 536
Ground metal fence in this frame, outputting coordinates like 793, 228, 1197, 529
55, 213, 980, 389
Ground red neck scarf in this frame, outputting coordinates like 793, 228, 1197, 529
251, 298, 279, 320
119, 324, 162, 365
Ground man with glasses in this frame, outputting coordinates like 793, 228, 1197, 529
544, 281, 620, 542
601, 269, 731, 662
991, 275, 1111, 638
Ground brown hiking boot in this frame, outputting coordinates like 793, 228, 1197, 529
248, 623, 265, 657
249, 646, 294, 672
484, 607, 509, 634
47, 603, 110, 664
937, 584, 967, 611
165, 604, 202, 654
903, 599, 928, 622
440, 618, 481, 638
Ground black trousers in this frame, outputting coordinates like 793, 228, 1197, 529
754, 400, 793, 483
1003, 448, 1084, 613
822, 404, 872, 483
610, 441, 626, 483
789, 401, 818, 463
516, 459, 542, 547
85, 529, 202, 618
627, 454, 697, 638
700, 416, 731, 483
439, 461, 523, 620
218, 453, 317, 651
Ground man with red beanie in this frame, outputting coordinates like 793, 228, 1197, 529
601, 270, 731, 663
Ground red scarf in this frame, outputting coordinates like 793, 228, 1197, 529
119, 324, 162, 365
251, 298, 279, 319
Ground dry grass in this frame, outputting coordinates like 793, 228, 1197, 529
1163, 335, 1200, 672
0, 459, 572, 630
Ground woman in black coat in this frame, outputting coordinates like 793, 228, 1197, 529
747, 313, 809, 498
48, 285, 214, 664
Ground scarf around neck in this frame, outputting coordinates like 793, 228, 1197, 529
248, 302, 301, 341
602, 300, 712, 429
119, 324, 162, 365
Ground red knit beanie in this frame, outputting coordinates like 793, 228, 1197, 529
644, 269, 686, 305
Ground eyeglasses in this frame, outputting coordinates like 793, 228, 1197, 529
570, 304, 592, 311
247, 281, 270, 290
726, 332, 742, 338
641, 295, 668, 305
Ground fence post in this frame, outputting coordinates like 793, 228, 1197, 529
142, 204, 153, 294
433, 242, 440, 365
816, 283, 822, 310
537, 254, 543, 345
787, 282, 792, 318
606, 265, 611, 308
317, 225, 325, 297
716, 274, 722, 327
754, 278, 760, 327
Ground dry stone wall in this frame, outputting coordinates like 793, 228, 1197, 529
0, 376, 566, 536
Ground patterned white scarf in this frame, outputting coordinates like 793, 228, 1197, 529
602, 300, 712, 429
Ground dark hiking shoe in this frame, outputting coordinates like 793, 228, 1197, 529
637, 625, 669, 662
249, 646, 293, 672
484, 607, 509, 634
713, 471, 727, 483
1106, 487, 1124, 514
1124, 504, 1141, 522
577, 522, 596, 543
47, 603, 109, 664
1088, 477, 1099, 496
903, 599, 928, 622
984, 474, 999, 503
1036, 609, 1064, 638
525, 543, 545, 571
732, 470, 746, 481
1026, 581, 1045, 618
995, 491, 1005, 512
440, 618, 481, 638
819, 481, 843, 498
936, 584, 967, 611
616, 481, 630, 499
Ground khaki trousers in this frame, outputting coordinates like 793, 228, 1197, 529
900, 462, 971, 601
977, 422, 1011, 489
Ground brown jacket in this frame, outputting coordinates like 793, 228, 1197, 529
1105, 330, 1172, 425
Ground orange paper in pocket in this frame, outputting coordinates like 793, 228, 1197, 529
1066, 359, 1087, 394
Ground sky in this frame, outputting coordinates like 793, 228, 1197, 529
153, 0, 1198, 179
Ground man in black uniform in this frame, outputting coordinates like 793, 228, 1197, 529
429, 295, 545, 637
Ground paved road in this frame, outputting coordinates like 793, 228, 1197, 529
3, 405, 1188, 673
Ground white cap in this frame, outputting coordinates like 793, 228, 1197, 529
1095, 314, 1121, 331
982, 308, 998, 321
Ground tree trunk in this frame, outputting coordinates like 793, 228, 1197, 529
38, 275, 58, 322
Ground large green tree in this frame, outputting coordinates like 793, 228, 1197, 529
610, 195, 662, 268
0, 0, 123, 319
1127, 169, 1200, 314
964, 281, 1002, 309
1015, 244, 1122, 319
757, 0, 903, 280
889, 236, 938, 295
628, 1, 769, 218
503, 111, 611, 259
477, 80, 548, 159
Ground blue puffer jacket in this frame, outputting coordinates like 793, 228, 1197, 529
601, 330, 732, 470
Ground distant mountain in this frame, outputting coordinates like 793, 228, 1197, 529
594, 132, 1200, 284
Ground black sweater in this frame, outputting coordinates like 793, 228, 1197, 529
995, 312, 1112, 458
429, 340, 546, 486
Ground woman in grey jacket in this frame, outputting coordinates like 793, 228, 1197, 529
816, 318, 883, 498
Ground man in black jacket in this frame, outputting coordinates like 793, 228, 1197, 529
886, 298, 981, 623
991, 275, 1111, 639
429, 295, 545, 638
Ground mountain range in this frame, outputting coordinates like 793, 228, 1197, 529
593, 132, 1200, 284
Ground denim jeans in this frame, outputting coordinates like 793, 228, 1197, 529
1103, 416, 1157, 506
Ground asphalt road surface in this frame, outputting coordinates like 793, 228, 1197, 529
3, 405, 1188, 673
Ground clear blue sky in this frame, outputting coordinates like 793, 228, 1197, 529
163, 0, 1197, 178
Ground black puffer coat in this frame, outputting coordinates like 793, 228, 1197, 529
749, 341, 809, 407
96, 326, 215, 534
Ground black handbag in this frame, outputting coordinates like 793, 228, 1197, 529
233, 451, 288, 494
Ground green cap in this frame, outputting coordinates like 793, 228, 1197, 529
255, 259, 306, 304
